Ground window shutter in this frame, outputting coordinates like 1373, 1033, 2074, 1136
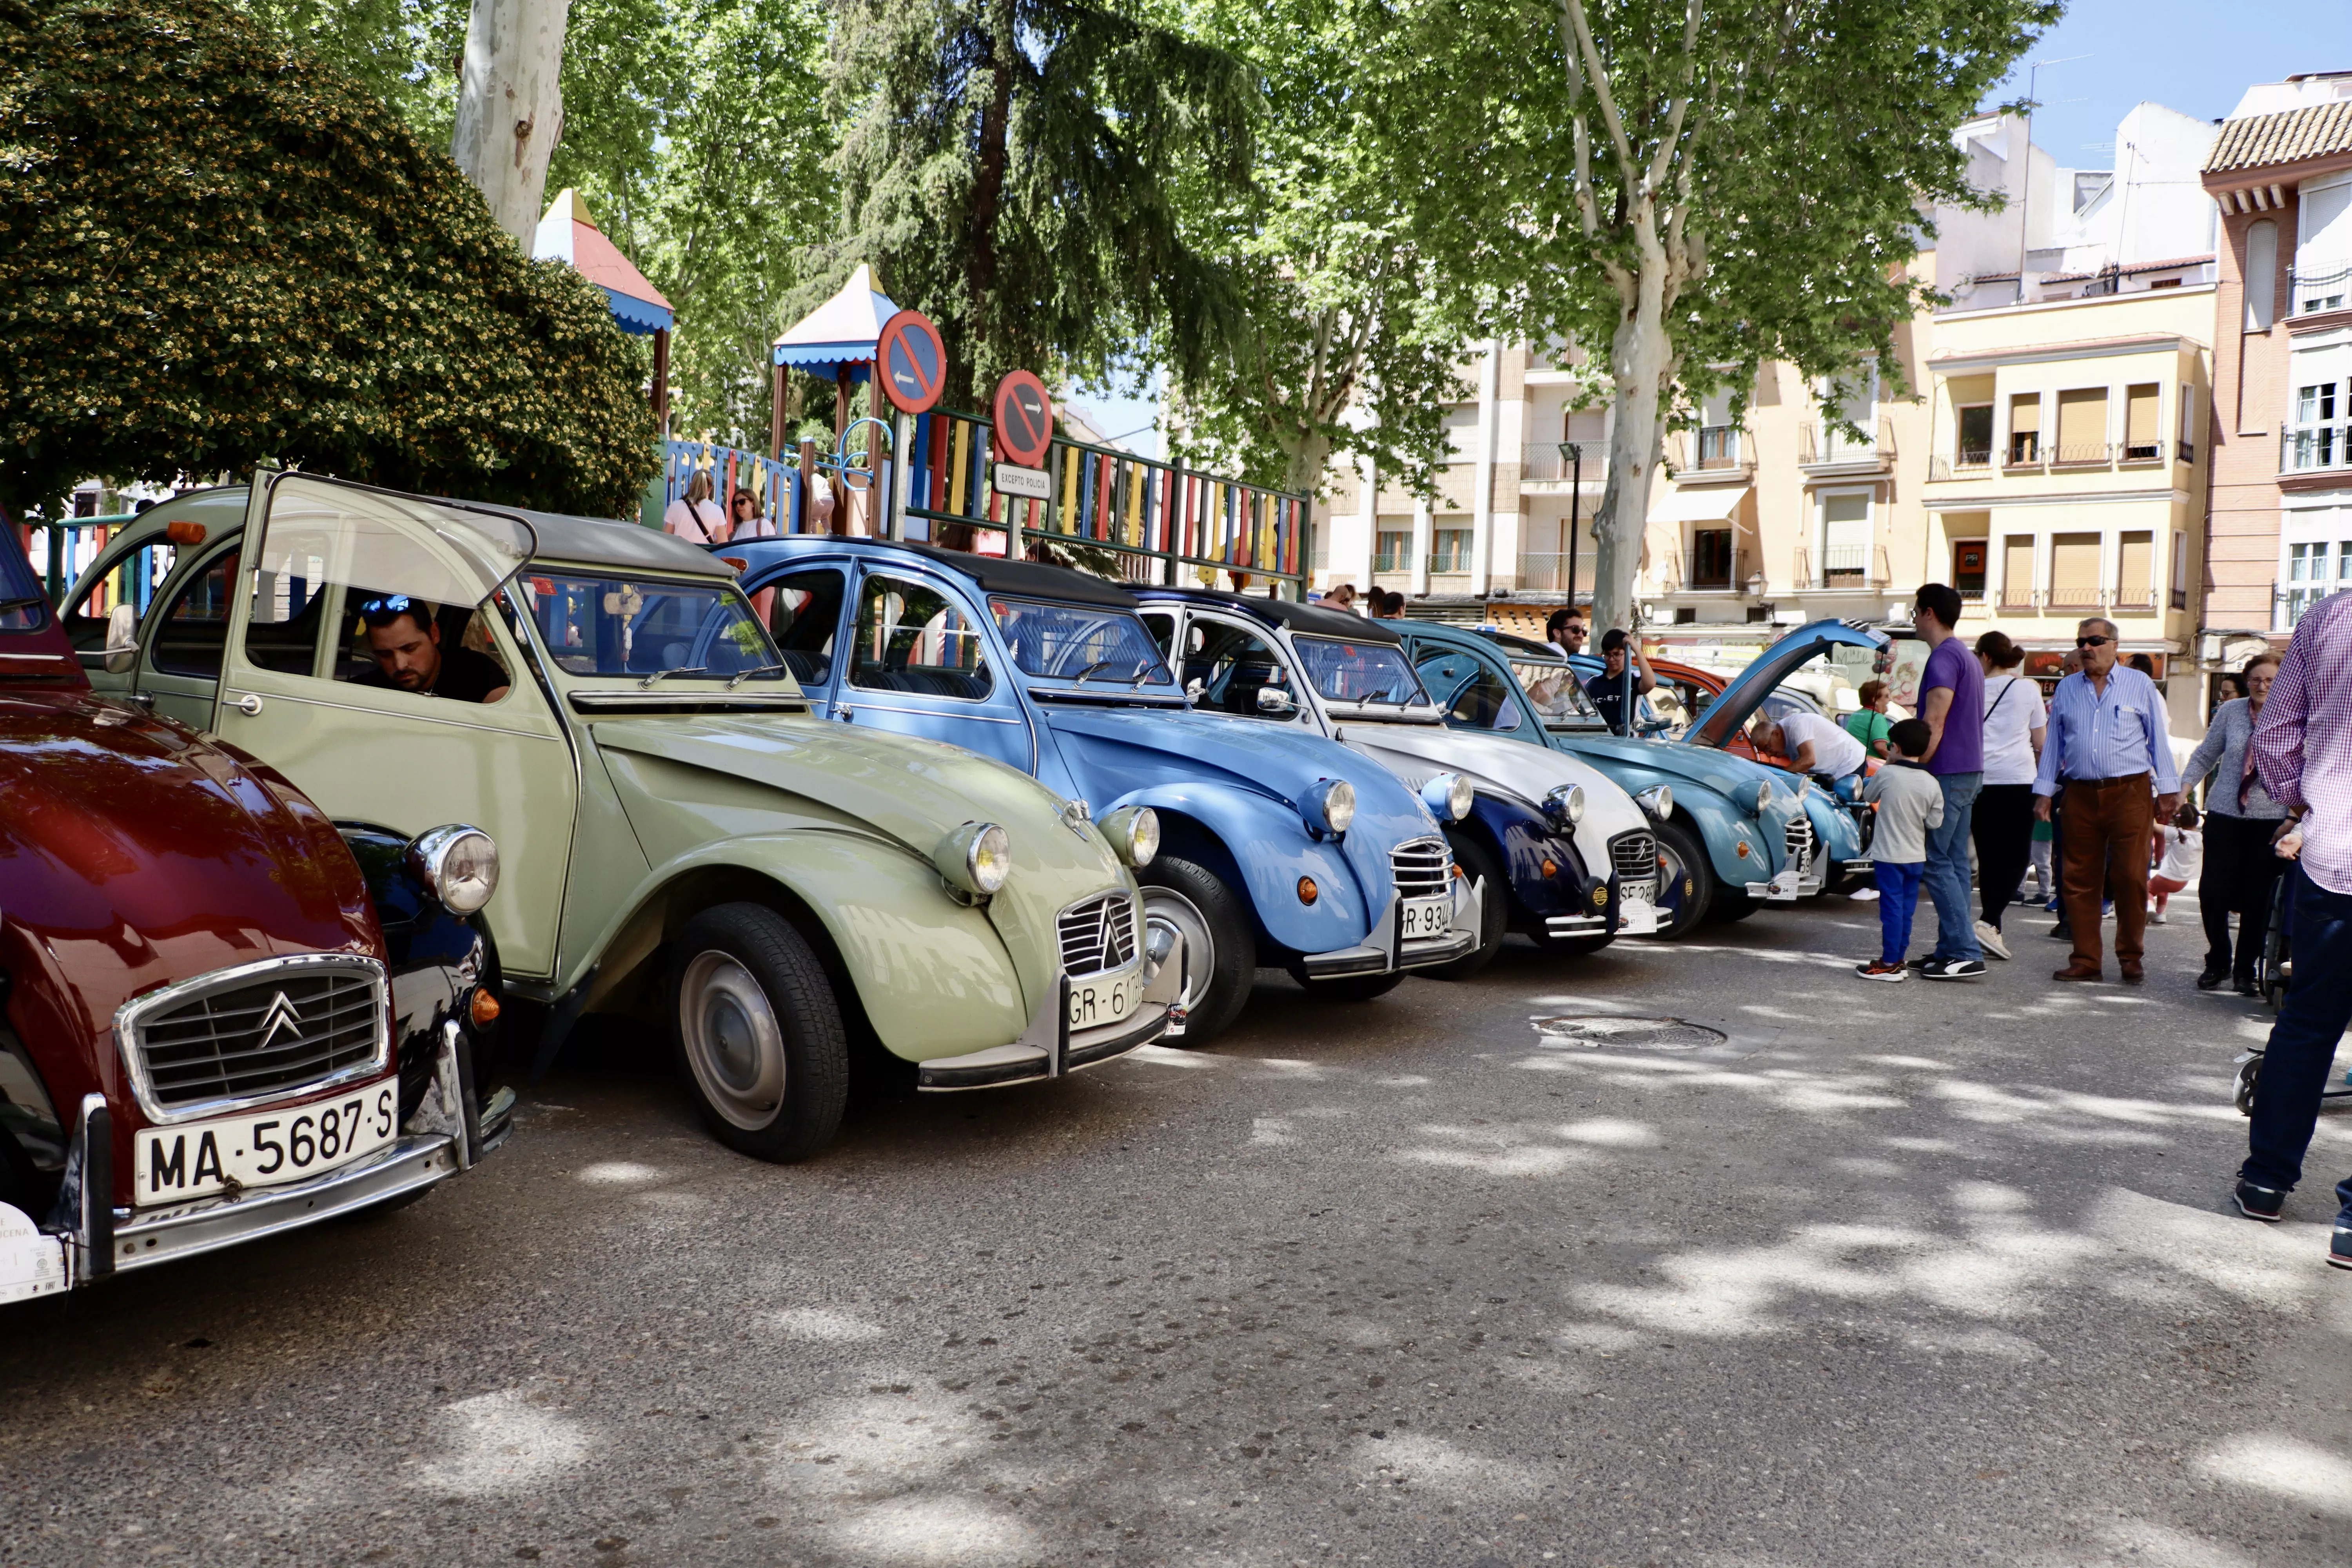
2056, 389, 2109, 461
2002, 537, 2036, 601
2125, 385, 2160, 454
2050, 533, 2102, 602
2117, 532, 2153, 604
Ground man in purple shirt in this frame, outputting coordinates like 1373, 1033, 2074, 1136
2233, 588, 2352, 1272
1908, 584, 1985, 978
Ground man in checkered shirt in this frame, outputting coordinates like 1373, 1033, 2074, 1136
2234, 588, 2352, 1272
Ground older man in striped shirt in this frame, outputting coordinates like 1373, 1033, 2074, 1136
2232, 590, 2352, 1272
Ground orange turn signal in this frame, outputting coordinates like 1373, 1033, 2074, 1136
1296, 876, 1319, 905
470, 988, 502, 1028
165, 520, 207, 546
1541, 858, 1559, 879
719, 556, 749, 574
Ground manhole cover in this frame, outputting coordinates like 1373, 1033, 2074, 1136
1532, 1015, 1728, 1051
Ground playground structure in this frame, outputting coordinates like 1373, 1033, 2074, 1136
647, 265, 1311, 595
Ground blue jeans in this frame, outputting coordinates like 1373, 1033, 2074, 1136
1875, 861, 1924, 964
1922, 772, 1984, 962
2241, 868, 2352, 1230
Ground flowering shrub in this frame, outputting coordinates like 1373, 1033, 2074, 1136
0, 0, 658, 521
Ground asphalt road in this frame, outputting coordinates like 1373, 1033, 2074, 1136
6, 893, 2351, 1568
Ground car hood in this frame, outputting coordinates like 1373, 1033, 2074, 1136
0, 692, 379, 1072
1036, 706, 1437, 838
589, 715, 1126, 888
1332, 721, 1649, 860
1550, 728, 1796, 804
1690, 621, 1888, 749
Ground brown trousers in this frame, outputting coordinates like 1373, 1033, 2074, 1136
2058, 773, 2153, 969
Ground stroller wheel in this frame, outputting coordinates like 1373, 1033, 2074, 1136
2234, 1054, 2261, 1118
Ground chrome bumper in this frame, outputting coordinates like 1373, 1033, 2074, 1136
918, 943, 1181, 1091
113, 1134, 465, 1276
1303, 876, 1484, 978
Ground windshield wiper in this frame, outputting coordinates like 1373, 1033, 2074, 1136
1125, 660, 1160, 688
1068, 657, 1121, 684
726, 661, 789, 690
639, 664, 709, 690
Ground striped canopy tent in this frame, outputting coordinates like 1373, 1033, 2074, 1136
532, 189, 676, 424
769, 264, 900, 454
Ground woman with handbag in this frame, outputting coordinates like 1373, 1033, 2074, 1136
2180, 654, 2288, 994
1971, 630, 2046, 958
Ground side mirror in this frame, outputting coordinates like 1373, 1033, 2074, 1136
1184, 678, 1204, 705
103, 603, 139, 674
1255, 686, 1297, 716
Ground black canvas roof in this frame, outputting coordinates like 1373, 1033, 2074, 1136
876, 541, 1140, 607
1131, 587, 1405, 645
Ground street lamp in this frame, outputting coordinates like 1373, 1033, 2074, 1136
1558, 441, 1583, 612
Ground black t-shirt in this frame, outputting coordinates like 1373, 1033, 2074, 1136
1585, 672, 1634, 735
355, 646, 510, 703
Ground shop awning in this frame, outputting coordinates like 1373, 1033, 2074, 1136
1648, 485, 1750, 526
532, 189, 673, 336
771, 263, 898, 379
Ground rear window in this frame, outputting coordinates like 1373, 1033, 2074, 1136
1, 528, 50, 633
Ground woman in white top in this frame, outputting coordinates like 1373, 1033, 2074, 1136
2147, 802, 2203, 924
1969, 630, 2048, 954
661, 471, 728, 545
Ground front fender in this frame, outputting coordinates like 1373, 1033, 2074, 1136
1804, 791, 1866, 862
1667, 791, 1778, 887
592, 831, 1035, 1063
1462, 795, 1598, 921
336, 826, 490, 1121
1110, 784, 1382, 957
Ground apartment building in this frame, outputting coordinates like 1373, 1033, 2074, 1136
1307, 104, 2220, 699
2200, 74, 2352, 647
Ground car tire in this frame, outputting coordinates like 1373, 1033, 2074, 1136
667, 902, 849, 1163
1710, 891, 1759, 922
1138, 857, 1255, 1047
1423, 831, 1508, 980
1651, 817, 1715, 939
1289, 969, 1407, 1002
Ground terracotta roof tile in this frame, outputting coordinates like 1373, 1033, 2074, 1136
2205, 101, 2352, 174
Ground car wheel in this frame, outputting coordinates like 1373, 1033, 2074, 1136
1650, 817, 1715, 938
1423, 831, 1508, 980
1290, 969, 1407, 1002
1711, 891, 1759, 922
667, 902, 849, 1162
1138, 857, 1255, 1047
1532, 931, 1613, 957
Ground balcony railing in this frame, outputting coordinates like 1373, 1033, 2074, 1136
2045, 584, 2109, 610
1793, 543, 1889, 590
1997, 586, 2040, 613
1798, 418, 1895, 469
1929, 450, 1994, 481
1516, 551, 1597, 595
2290, 260, 2352, 318
1652, 546, 1750, 595
2005, 435, 2044, 470
2285, 421, 2351, 474
1520, 443, 1606, 483
2049, 442, 2116, 469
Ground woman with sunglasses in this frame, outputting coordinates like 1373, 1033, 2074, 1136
728, 485, 773, 541
2179, 653, 2287, 993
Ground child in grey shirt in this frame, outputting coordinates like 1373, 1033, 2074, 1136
1857, 718, 1946, 981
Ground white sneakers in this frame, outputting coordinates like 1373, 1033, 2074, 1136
1974, 920, 2011, 960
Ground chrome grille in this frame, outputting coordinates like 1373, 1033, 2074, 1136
1391, 837, 1455, 901
1057, 892, 1138, 978
1610, 831, 1657, 885
120, 956, 388, 1121
1785, 813, 1817, 868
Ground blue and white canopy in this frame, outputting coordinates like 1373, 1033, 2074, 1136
771, 263, 898, 380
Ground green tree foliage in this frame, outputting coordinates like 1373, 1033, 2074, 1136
1372, 0, 2054, 629
821, 0, 1257, 412
0, 0, 657, 521
1158, 0, 1464, 496
233, 0, 838, 450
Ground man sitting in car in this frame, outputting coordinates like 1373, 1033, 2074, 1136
352, 595, 510, 703
1752, 710, 1866, 787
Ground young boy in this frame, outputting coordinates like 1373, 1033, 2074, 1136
1857, 717, 1946, 981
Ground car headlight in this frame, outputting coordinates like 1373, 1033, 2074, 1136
1098, 805, 1160, 869
1636, 784, 1673, 819
1302, 777, 1357, 839
935, 821, 1012, 897
1543, 783, 1586, 828
1422, 773, 1473, 823
1753, 780, 1773, 816
407, 824, 499, 916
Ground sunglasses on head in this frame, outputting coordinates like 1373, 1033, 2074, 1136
358, 593, 429, 628
2075, 635, 2112, 649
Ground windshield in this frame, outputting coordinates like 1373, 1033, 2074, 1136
1292, 635, 1428, 706
1, 526, 49, 632
1508, 659, 1604, 725
989, 598, 1174, 686
517, 570, 788, 682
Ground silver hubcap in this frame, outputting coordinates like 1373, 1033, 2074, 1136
678, 950, 786, 1130
1142, 888, 1215, 1013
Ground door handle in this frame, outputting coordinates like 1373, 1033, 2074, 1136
230, 692, 263, 717
833, 702, 854, 722
125, 691, 155, 709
